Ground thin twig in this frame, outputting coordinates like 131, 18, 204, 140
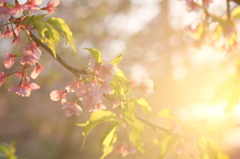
135, 115, 174, 135
227, 0, 231, 20
29, 32, 87, 77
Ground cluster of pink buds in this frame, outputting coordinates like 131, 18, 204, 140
50, 59, 120, 117
0, 0, 60, 44
1, 42, 44, 97
0, 0, 60, 96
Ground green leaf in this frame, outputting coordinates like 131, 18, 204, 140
232, 6, 240, 19
46, 17, 77, 53
0, 144, 7, 153
77, 110, 118, 148
123, 101, 136, 124
198, 138, 229, 159
128, 119, 145, 153
30, 16, 61, 58
100, 122, 119, 159
156, 109, 176, 120
85, 48, 103, 63
134, 98, 152, 114
111, 69, 130, 96
111, 51, 125, 66
213, 25, 223, 41
205, 139, 229, 159
0, 142, 18, 159
158, 135, 177, 159
30, 15, 48, 39
42, 25, 60, 58
195, 23, 204, 40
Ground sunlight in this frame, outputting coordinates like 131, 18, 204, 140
178, 102, 229, 125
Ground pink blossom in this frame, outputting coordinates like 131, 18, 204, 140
109, 96, 120, 109
9, 82, 40, 97
89, 59, 118, 82
61, 102, 82, 117
99, 64, 118, 82
11, 1, 23, 15
95, 101, 106, 111
12, 36, 21, 45
186, 1, 200, 12
4, 26, 13, 38
140, 79, 154, 96
50, 90, 67, 104
100, 81, 112, 94
0, 72, 7, 87
202, 0, 213, 8
4, 53, 15, 69
23, 42, 42, 58
23, 0, 42, 13
0, 3, 12, 20
14, 25, 24, 36
89, 59, 101, 75
129, 79, 137, 88
15, 70, 29, 80
43, 0, 60, 14
0, 0, 9, 3
65, 78, 82, 92
31, 64, 44, 79
21, 42, 42, 65
20, 54, 40, 65
115, 144, 136, 157
0, 31, 3, 39
80, 96, 102, 112
77, 83, 102, 98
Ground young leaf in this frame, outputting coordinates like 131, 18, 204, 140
123, 101, 136, 124
77, 110, 118, 148
111, 51, 125, 66
134, 98, 152, 114
30, 15, 48, 39
111, 69, 130, 96
42, 25, 60, 58
0, 142, 18, 159
85, 48, 103, 63
30, 16, 61, 58
205, 139, 229, 159
158, 135, 177, 159
128, 119, 145, 153
156, 109, 177, 120
46, 17, 77, 53
231, 6, 240, 19
100, 122, 119, 159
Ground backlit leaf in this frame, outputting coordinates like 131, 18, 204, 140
30, 15, 48, 39
232, 6, 240, 19
77, 110, 118, 148
128, 119, 145, 153
100, 122, 119, 159
85, 48, 103, 63
156, 109, 176, 120
111, 51, 125, 66
0, 142, 18, 159
158, 135, 177, 159
134, 98, 152, 114
123, 101, 136, 124
47, 17, 77, 53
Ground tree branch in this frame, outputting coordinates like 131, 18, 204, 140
135, 115, 175, 135
29, 32, 87, 77
227, 0, 231, 20
30, 32, 176, 137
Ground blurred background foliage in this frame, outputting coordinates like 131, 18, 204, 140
1, 0, 240, 158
